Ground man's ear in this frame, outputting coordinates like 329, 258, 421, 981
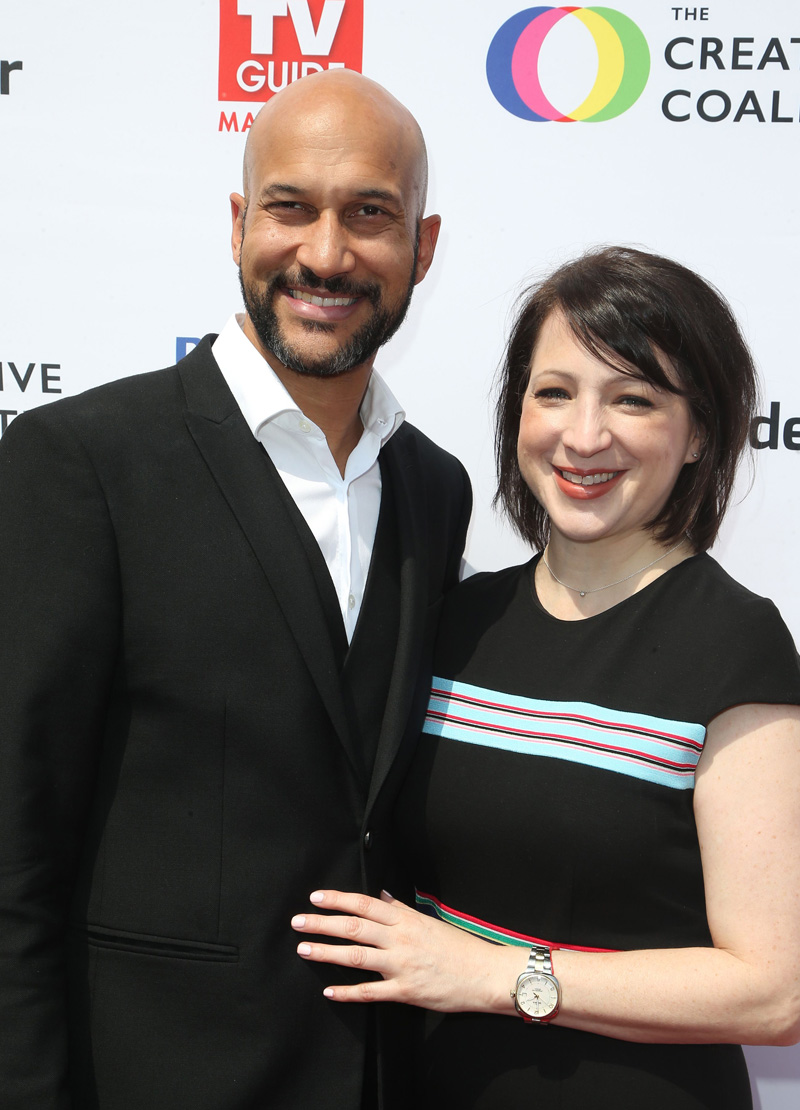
230, 193, 246, 265
414, 214, 442, 285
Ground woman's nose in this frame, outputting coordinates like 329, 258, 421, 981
560, 401, 613, 457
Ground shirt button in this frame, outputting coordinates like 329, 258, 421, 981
298, 419, 311, 432
348, 593, 356, 610
363, 830, 373, 850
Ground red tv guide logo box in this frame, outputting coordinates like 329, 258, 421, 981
219, 0, 364, 102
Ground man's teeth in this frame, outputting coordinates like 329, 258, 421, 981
560, 469, 619, 486
289, 290, 358, 307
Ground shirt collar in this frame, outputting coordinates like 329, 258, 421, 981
211, 313, 405, 445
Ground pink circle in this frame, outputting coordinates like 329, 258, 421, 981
511, 7, 572, 121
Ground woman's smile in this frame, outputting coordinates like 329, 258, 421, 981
554, 467, 624, 500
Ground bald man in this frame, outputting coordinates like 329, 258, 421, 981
0, 71, 470, 1110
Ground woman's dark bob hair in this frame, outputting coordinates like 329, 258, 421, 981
494, 246, 758, 553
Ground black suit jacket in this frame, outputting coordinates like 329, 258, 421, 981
0, 339, 471, 1109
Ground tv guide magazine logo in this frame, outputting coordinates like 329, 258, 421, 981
219, 0, 363, 102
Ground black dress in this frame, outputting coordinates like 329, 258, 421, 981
395, 553, 800, 1109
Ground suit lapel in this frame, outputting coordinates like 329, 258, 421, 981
366, 428, 430, 811
177, 343, 360, 778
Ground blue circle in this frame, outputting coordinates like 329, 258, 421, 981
486, 7, 555, 122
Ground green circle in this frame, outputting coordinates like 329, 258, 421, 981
584, 7, 650, 122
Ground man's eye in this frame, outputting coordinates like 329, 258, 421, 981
352, 205, 390, 219
267, 202, 309, 216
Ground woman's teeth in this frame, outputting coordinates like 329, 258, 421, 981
559, 469, 619, 486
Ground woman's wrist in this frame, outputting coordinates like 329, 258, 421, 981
487, 944, 537, 1016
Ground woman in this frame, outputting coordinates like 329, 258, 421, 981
291, 247, 800, 1108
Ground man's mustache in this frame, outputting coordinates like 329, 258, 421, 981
280, 266, 381, 302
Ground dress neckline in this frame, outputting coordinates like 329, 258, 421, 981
527, 549, 706, 625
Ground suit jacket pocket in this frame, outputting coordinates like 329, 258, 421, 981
73, 922, 238, 962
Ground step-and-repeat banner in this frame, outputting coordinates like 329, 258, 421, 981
2, 2, 798, 1102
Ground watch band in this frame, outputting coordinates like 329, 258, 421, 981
524, 944, 555, 978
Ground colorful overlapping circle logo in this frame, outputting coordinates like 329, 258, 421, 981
487, 6, 650, 122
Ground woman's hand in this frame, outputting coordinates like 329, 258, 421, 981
290, 890, 521, 1013
292, 703, 800, 1043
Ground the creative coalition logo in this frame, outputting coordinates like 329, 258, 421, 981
487, 6, 650, 122
218, 0, 363, 104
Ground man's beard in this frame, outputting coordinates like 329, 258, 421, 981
239, 255, 418, 378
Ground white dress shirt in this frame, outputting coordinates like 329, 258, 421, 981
212, 314, 405, 642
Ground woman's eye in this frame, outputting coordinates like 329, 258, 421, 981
533, 388, 569, 401
618, 395, 653, 409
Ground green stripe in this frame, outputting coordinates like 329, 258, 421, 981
415, 893, 530, 947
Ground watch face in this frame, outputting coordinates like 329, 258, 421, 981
516, 972, 559, 1019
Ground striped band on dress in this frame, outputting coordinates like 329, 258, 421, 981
422, 677, 705, 790
415, 889, 617, 952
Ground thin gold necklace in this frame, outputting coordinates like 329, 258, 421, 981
541, 538, 687, 598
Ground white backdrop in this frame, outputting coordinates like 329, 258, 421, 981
2, 2, 798, 1104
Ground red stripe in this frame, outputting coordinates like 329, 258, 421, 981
417, 889, 618, 953
426, 710, 696, 773
430, 686, 703, 750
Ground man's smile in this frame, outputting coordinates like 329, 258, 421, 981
287, 289, 361, 308
280, 284, 365, 324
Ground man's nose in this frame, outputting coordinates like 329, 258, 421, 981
295, 212, 356, 279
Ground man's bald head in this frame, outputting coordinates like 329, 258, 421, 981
241, 69, 430, 221
229, 69, 441, 384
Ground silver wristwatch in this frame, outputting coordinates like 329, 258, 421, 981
511, 944, 561, 1024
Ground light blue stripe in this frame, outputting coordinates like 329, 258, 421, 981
422, 677, 705, 791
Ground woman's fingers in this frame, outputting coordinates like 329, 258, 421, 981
288, 888, 497, 1009
295, 938, 385, 973
290, 890, 407, 971
322, 980, 392, 1003
291, 910, 384, 948
307, 888, 406, 923
290, 889, 408, 945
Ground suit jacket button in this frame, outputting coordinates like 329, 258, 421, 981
363, 830, 373, 850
